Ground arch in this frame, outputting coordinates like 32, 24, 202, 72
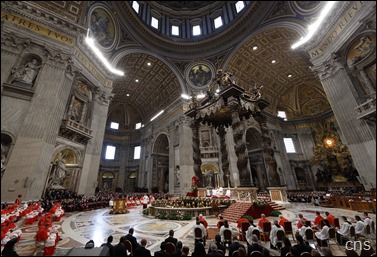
151, 133, 170, 193
111, 49, 188, 94
245, 127, 262, 151
222, 21, 307, 69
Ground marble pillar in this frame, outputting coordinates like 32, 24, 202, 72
77, 89, 112, 195
312, 56, 376, 189
1, 50, 73, 201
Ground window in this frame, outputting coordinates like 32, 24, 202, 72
105, 145, 116, 160
110, 122, 119, 129
134, 146, 141, 159
132, 1, 139, 13
283, 138, 296, 153
235, 1, 245, 13
172, 25, 179, 36
214, 16, 223, 29
135, 122, 142, 129
192, 25, 201, 36
151, 17, 159, 29
277, 111, 287, 121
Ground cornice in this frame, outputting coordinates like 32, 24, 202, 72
1, 1, 87, 37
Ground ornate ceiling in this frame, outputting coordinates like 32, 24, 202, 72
30, 1, 332, 125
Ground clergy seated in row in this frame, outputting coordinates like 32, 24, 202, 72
336, 216, 352, 245
298, 220, 312, 240
325, 211, 335, 226
312, 211, 324, 231
354, 215, 367, 236
297, 213, 308, 230
269, 220, 284, 250
257, 214, 270, 230
219, 220, 232, 242
315, 219, 330, 245
278, 215, 289, 227
246, 220, 259, 242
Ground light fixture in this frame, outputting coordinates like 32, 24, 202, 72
291, 1, 336, 49
271, 60, 276, 64
196, 92, 206, 99
85, 30, 124, 76
252, 46, 258, 50
181, 94, 192, 99
323, 137, 336, 148
288, 74, 292, 78
147, 62, 151, 66
150, 110, 164, 121
135, 79, 139, 82
126, 93, 130, 96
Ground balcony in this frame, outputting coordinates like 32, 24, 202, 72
355, 97, 376, 124
59, 119, 93, 144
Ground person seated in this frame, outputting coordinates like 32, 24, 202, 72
199, 214, 208, 230
299, 220, 312, 240
192, 241, 206, 256
278, 215, 289, 227
336, 216, 352, 244
293, 234, 313, 256
134, 238, 151, 257
312, 211, 324, 231
125, 227, 139, 255
325, 211, 335, 226
246, 220, 259, 245
113, 236, 128, 256
228, 236, 245, 257
315, 219, 330, 245
193, 217, 207, 241
269, 220, 284, 249
247, 235, 266, 256
212, 234, 226, 255
363, 212, 372, 226
207, 243, 223, 256
181, 246, 189, 256
175, 241, 183, 256
164, 229, 178, 247
154, 241, 168, 257
101, 235, 114, 256
258, 214, 270, 230
217, 214, 225, 229
297, 213, 308, 230
280, 237, 292, 257
219, 219, 232, 242
354, 215, 366, 236
237, 216, 249, 230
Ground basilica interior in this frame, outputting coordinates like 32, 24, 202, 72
1, 1, 376, 256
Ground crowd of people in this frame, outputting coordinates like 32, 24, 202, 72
1, 187, 376, 256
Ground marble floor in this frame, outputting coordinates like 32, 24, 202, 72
13, 202, 376, 256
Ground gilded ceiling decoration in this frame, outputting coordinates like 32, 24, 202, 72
227, 27, 331, 119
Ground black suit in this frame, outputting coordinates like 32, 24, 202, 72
134, 246, 151, 257
164, 236, 178, 246
154, 250, 169, 256
101, 242, 114, 256
248, 242, 265, 255
125, 234, 139, 254
294, 242, 313, 255
228, 241, 245, 257
113, 243, 128, 256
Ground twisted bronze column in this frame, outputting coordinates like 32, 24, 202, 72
216, 125, 230, 187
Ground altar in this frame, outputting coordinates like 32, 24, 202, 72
198, 187, 258, 201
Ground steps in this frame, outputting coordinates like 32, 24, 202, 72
222, 202, 253, 223
266, 200, 285, 211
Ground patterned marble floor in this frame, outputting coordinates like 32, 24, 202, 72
12, 202, 376, 256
